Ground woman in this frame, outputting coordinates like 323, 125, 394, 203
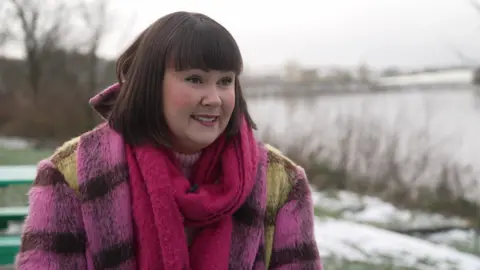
16, 11, 322, 270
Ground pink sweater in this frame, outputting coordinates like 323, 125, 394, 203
173, 152, 201, 179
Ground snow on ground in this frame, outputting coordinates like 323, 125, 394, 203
312, 189, 479, 269
315, 218, 480, 270
312, 190, 469, 228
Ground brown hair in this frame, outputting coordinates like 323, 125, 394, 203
108, 11, 256, 147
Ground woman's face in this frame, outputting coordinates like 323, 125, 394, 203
163, 68, 236, 153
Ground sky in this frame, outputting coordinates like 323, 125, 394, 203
6, 0, 480, 73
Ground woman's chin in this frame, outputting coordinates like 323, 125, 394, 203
190, 136, 219, 149
174, 135, 218, 153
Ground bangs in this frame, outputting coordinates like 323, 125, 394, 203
166, 21, 243, 74
110, 11, 257, 148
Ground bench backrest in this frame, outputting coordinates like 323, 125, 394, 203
0, 166, 35, 187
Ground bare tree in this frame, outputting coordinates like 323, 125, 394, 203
0, 2, 11, 48
78, 0, 136, 129
76, 0, 112, 128
442, 0, 480, 66
471, 0, 480, 13
0, 2, 11, 95
8, 0, 73, 99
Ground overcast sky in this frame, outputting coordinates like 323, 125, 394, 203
8, 0, 480, 73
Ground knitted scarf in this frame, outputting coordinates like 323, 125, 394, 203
125, 117, 258, 270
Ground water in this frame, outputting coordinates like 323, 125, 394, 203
247, 88, 480, 177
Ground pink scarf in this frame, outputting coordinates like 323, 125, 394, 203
125, 117, 258, 270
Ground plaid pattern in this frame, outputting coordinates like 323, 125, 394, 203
263, 146, 322, 269
268, 168, 322, 269
16, 124, 322, 269
16, 160, 87, 269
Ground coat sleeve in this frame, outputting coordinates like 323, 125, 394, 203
15, 160, 87, 269
268, 168, 323, 269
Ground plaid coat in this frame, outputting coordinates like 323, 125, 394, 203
16, 123, 322, 269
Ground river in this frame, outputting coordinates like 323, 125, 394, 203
247, 88, 480, 174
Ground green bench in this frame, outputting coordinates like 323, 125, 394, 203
0, 165, 34, 230
0, 236, 20, 265
0, 166, 36, 188
0, 208, 29, 231
0, 165, 35, 266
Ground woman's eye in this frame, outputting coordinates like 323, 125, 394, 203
219, 77, 233, 86
185, 76, 202, 84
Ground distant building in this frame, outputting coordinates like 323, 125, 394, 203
374, 67, 474, 90
472, 67, 480, 86
472, 67, 480, 108
299, 69, 319, 82
283, 61, 319, 82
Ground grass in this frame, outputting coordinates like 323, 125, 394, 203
314, 206, 343, 219
0, 186, 29, 207
321, 255, 436, 270
425, 232, 480, 257
0, 147, 52, 207
321, 243, 465, 269
0, 147, 52, 165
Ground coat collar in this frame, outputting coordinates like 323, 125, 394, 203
89, 83, 121, 120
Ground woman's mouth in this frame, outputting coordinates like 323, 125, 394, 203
191, 115, 219, 126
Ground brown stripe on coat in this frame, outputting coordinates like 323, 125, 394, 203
33, 166, 68, 187
232, 154, 265, 227
93, 240, 135, 270
283, 174, 310, 205
233, 201, 262, 226
20, 231, 86, 254
255, 244, 265, 262
269, 242, 319, 268
78, 164, 128, 202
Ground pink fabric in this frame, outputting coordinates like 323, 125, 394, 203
126, 116, 259, 270
16, 82, 323, 269
174, 151, 201, 178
